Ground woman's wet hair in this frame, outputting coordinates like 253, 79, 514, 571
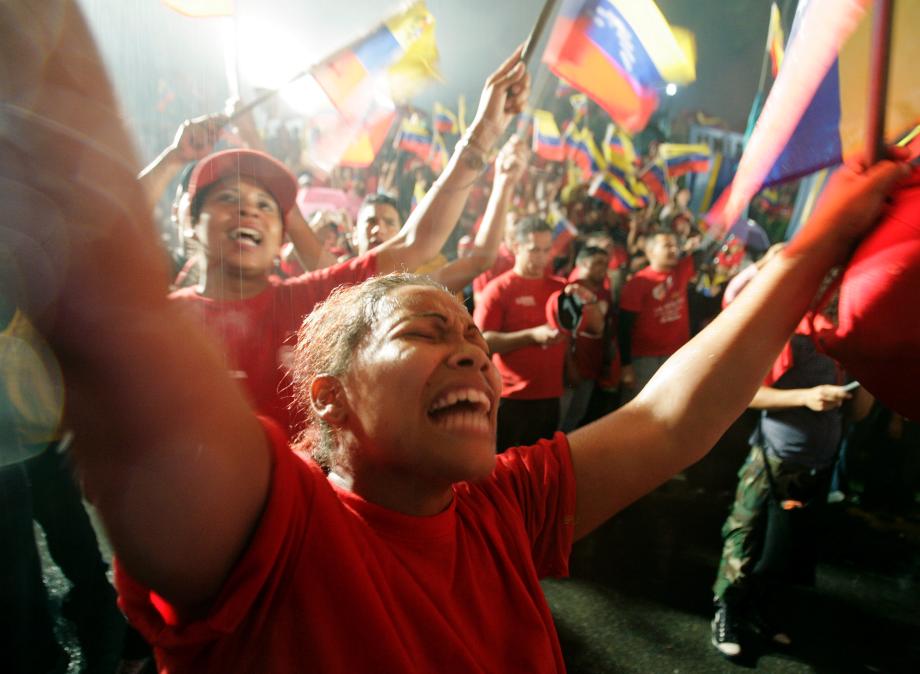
290, 273, 449, 469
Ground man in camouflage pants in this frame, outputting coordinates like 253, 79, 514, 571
710, 332, 851, 659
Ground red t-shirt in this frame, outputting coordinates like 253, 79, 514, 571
169, 254, 378, 436
472, 243, 515, 298
619, 256, 694, 358
116, 419, 577, 673
474, 271, 568, 400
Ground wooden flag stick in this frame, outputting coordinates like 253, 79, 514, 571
865, 0, 894, 164
520, 0, 559, 67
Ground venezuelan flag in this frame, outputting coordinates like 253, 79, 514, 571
566, 126, 605, 177
767, 2, 785, 78
631, 177, 651, 208
339, 109, 397, 168
313, 3, 437, 115
533, 110, 565, 162
589, 171, 639, 214
603, 123, 637, 174
659, 143, 712, 177
433, 102, 458, 134
428, 131, 449, 174
639, 161, 669, 204
543, 0, 696, 133
395, 115, 432, 160
570, 93, 589, 124
722, 0, 920, 228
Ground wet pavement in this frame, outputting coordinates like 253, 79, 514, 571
543, 415, 920, 673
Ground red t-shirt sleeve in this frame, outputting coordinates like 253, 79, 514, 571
284, 252, 379, 315
115, 417, 318, 647
473, 278, 505, 333
487, 432, 577, 578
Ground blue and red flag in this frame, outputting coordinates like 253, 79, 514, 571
313, 3, 437, 117
565, 126, 605, 176
428, 131, 449, 174
589, 171, 639, 214
717, 0, 920, 231
639, 161, 669, 204
532, 110, 564, 162
659, 143, 712, 178
395, 115, 432, 160
542, 0, 696, 133
432, 102, 458, 134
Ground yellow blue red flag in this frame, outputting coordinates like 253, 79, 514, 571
395, 114, 432, 160
428, 131, 449, 174
719, 0, 920, 230
313, 2, 438, 116
589, 171, 640, 214
543, 0, 696, 133
432, 102, 458, 134
659, 143, 712, 178
767, 2, 785, 78
565, 125, 605, 177
533, 110, 565, 162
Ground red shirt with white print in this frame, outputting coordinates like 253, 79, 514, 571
619, 255, 694, 358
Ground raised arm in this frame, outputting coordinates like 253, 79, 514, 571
567, 155, 913, 539
137, 112, 228, 208
285, 205, 339, 272
374, 47, 530, 274
1, 0, 270, 612
430, 135, 529, 292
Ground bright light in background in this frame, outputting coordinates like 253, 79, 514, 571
230, 14, 317, 90
665, 83, 678, 96
281, 77, 334, 117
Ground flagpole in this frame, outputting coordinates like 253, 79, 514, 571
865, 0, 894, 164
521, 0, 559, 67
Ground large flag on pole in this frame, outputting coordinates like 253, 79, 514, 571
715, 0, 920, 231
312, 2, 439, 117
542, 0, 696, 133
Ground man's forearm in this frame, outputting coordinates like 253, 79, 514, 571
749, 386, 806, 410
285, 208, 337, 272
483, 328, 537, 355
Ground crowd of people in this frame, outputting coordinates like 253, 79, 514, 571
3, 2, 919, 672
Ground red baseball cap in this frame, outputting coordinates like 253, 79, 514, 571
188, 149, 298, 218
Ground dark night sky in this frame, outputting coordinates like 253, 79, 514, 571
77, 0, 779, 158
